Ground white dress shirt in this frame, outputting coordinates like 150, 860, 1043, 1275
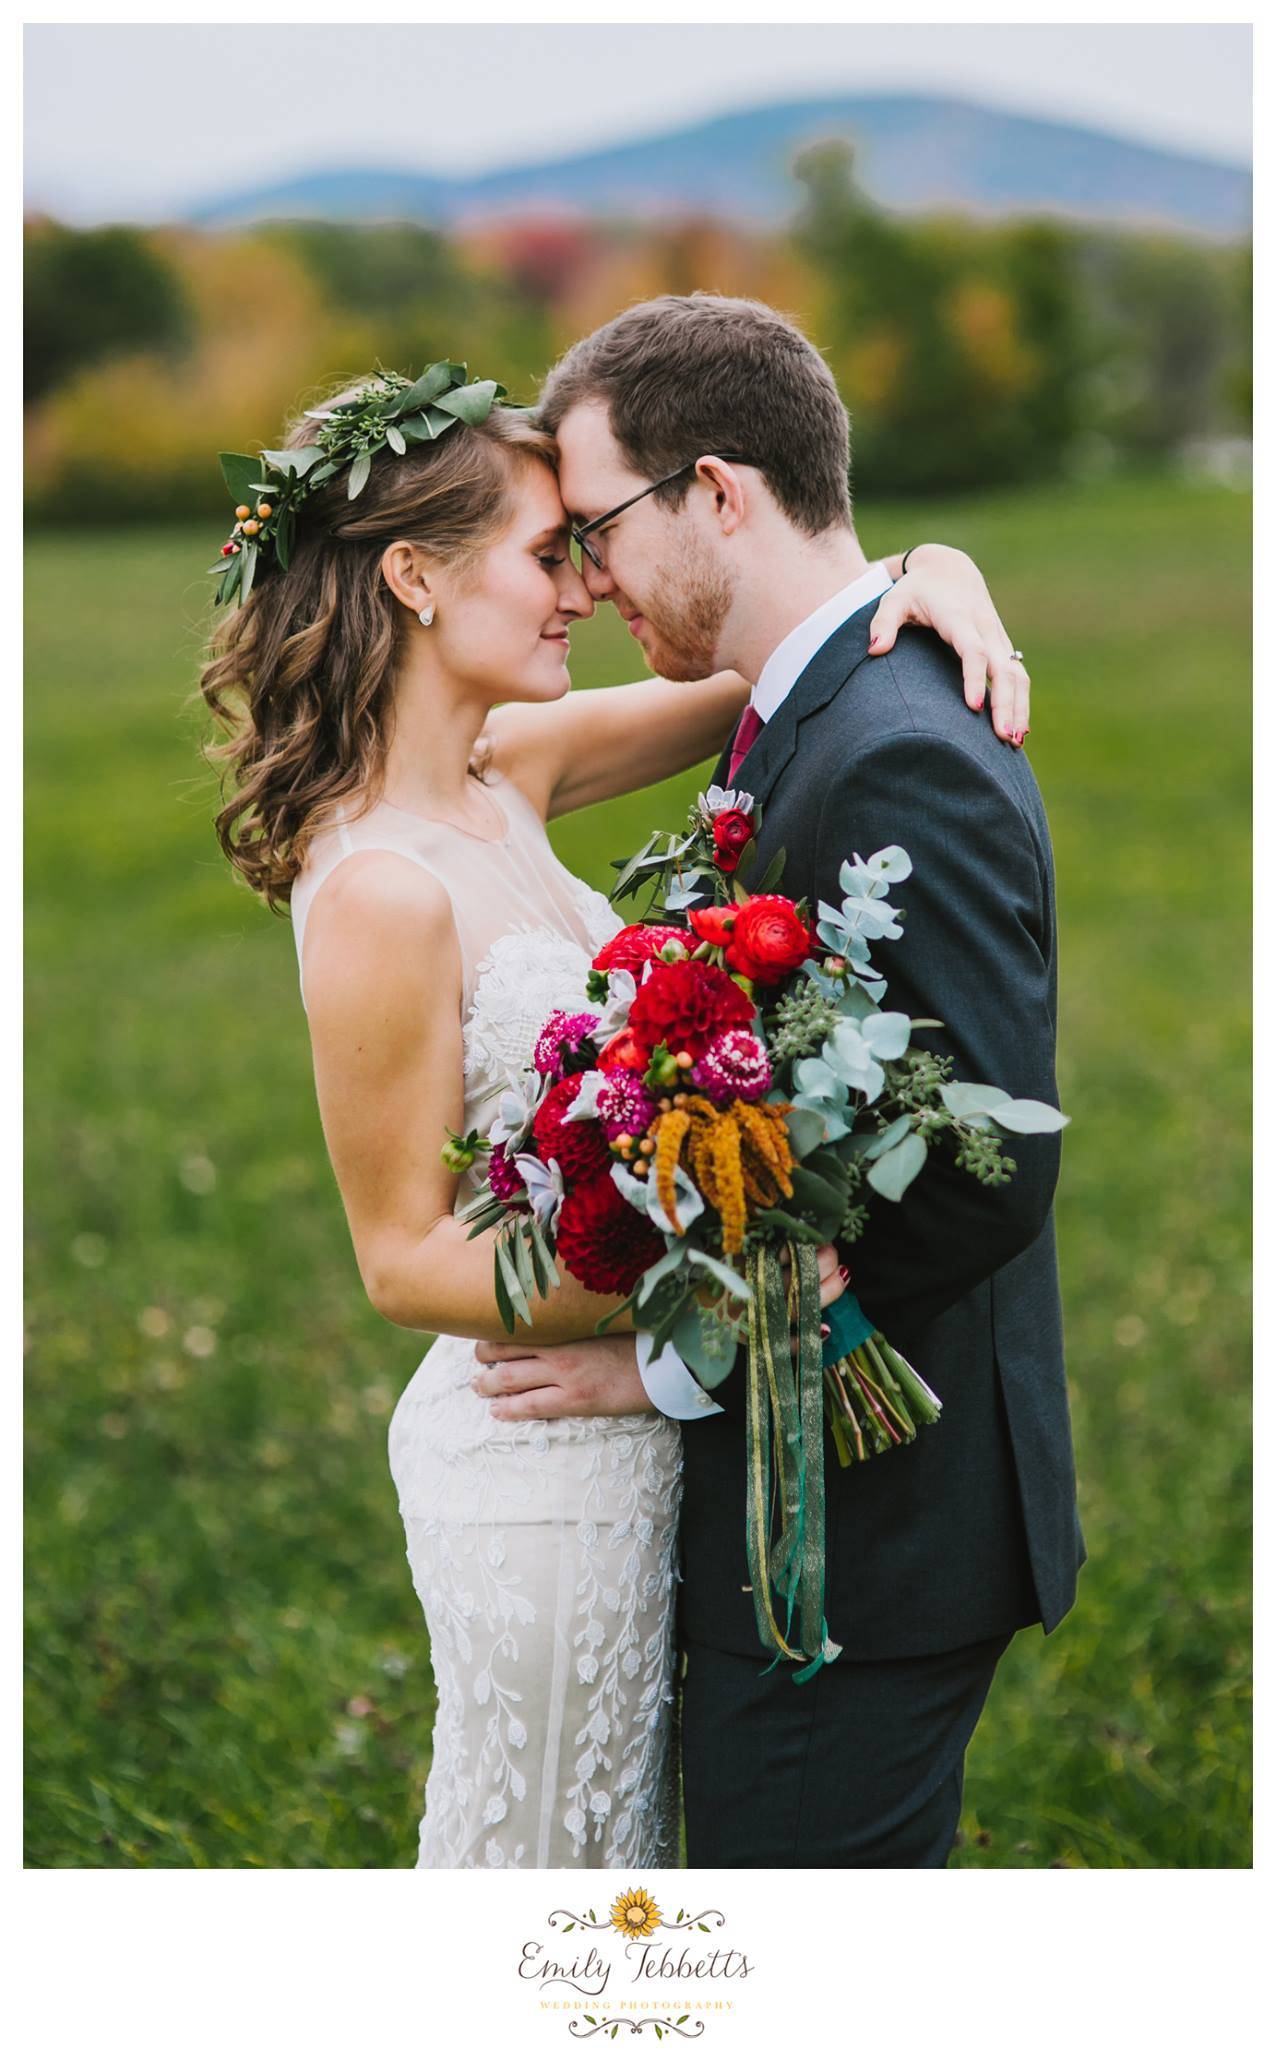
636, 561, 896, 1422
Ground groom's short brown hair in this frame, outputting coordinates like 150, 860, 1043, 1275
538, 293, 853, 536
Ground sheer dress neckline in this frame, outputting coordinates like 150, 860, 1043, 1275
376, 783, 512, 847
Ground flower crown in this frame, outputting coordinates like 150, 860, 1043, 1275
209, 361, 508, 607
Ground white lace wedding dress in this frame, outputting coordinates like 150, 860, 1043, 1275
291, 772, 684, 1869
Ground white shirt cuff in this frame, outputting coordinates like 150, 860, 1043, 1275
634, 1329, 724, 1419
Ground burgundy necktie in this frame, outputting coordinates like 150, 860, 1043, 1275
727, 703, 764, 785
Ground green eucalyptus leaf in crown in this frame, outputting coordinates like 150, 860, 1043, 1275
208, 362, 510, 607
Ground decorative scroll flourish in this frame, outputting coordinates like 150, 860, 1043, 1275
568, 2020, 705, 2040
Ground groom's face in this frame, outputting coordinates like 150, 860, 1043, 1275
553, 400, 732, 682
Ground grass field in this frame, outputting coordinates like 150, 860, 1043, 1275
25, 474, 1251, 1868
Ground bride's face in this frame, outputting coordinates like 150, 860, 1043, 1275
430, 461, 594, 703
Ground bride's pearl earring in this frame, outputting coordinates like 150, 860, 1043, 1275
418, 604, 435, 627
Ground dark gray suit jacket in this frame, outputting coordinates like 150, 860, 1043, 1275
677, 607, 1085, 1661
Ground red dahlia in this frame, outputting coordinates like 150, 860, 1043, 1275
627, 958, 755, 1061
531, 1073, 612, 1181
555, 1170, 662, 1296
592, 924, 688, 975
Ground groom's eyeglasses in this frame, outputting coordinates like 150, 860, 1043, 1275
570, 454, 763, 572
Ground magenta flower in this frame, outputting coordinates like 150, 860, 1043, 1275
595, 1070, 658, 1140
690, 1027, 772, 1104
533, 1010, 600, 1076
488, 1140, 528, 1206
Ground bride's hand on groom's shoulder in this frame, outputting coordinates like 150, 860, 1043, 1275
871, 542, 1032, 747
472, 1334, 656, 1421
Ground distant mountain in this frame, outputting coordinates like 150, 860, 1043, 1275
191, 94, 1251, 240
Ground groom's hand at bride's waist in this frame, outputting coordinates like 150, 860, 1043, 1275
472, 1335, 656, 1421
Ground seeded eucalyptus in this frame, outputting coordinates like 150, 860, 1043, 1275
208, 361, 510, 607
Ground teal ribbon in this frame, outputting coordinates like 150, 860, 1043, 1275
822, 1287, 877, 1362
746, 1243, 843, 1685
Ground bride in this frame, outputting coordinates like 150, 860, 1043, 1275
200, 365, 1029, 1869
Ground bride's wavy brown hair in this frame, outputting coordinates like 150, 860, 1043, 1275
199, 375, 557, 910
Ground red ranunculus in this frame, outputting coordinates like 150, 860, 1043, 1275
725, 895, 816, 986
555, 1169, 663, 1297
531, 1073, 612, 1181
712, 809, 755, 872
627, 958, 755, 1060
591, 924, 688, 974
597, 1026, 649, 1073
688, 904, 738, 948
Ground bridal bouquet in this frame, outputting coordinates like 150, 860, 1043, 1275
444, 787, 1067, 1677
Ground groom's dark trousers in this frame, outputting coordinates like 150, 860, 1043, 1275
677, 611, 1085, 1868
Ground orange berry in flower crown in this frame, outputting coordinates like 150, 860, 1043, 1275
235, 505, 251, 521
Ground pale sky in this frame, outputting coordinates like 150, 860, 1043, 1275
24, 21, 1252, 227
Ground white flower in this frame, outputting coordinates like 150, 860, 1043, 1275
610, 1159, 704, 1236
482, 1794, 508, 1826
698, 784, 755, 821
562, 1070, 607, 1122
577, 1654, 599, 1684
513, 1153, 566, 1232
488, 1068, 548, 1153
596, 968, 638, 1037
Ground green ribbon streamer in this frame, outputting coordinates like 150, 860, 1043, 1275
744, 1243, 843, 1683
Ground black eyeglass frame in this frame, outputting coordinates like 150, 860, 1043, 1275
570, 453, 763, 570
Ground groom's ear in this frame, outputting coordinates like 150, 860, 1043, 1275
693, 456, 747, 537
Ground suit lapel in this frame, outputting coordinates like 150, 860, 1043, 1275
727, 608, 877, 811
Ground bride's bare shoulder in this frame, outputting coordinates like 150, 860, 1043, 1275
302, 851, 459, 1017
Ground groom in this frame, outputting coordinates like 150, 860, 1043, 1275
476, 294, 1083, 1867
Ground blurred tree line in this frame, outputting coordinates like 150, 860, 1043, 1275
24, 146, 1251, 523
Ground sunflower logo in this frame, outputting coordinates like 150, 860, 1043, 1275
610, 1887, 661, 1938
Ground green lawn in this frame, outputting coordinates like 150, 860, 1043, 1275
25, 474, 1251, 1867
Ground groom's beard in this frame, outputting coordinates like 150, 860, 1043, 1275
634, 539, 732, 682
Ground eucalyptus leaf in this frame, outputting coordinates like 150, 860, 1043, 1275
788, 1164, 848, 1230
860, 1010, 911, 1060
385, 424, 407, 455
686, 1250, 752, 1303
986, 1098, 1070, 1134
239, 540, 257, 603
647, 1278, 694, 1351
865, 845, 913, 883
753, 1207, 827, 1246
637, 1245, 691, 1307
939, 1082, 1012, 1118
866, 1130, 928, 1202
861, 1115, 914, 1162
669, 1304, 739, 1390
347, 451, 372, 500
785, 1107, 830, 1159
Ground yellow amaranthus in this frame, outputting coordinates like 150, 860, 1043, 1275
650, 1093, 794, 1256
